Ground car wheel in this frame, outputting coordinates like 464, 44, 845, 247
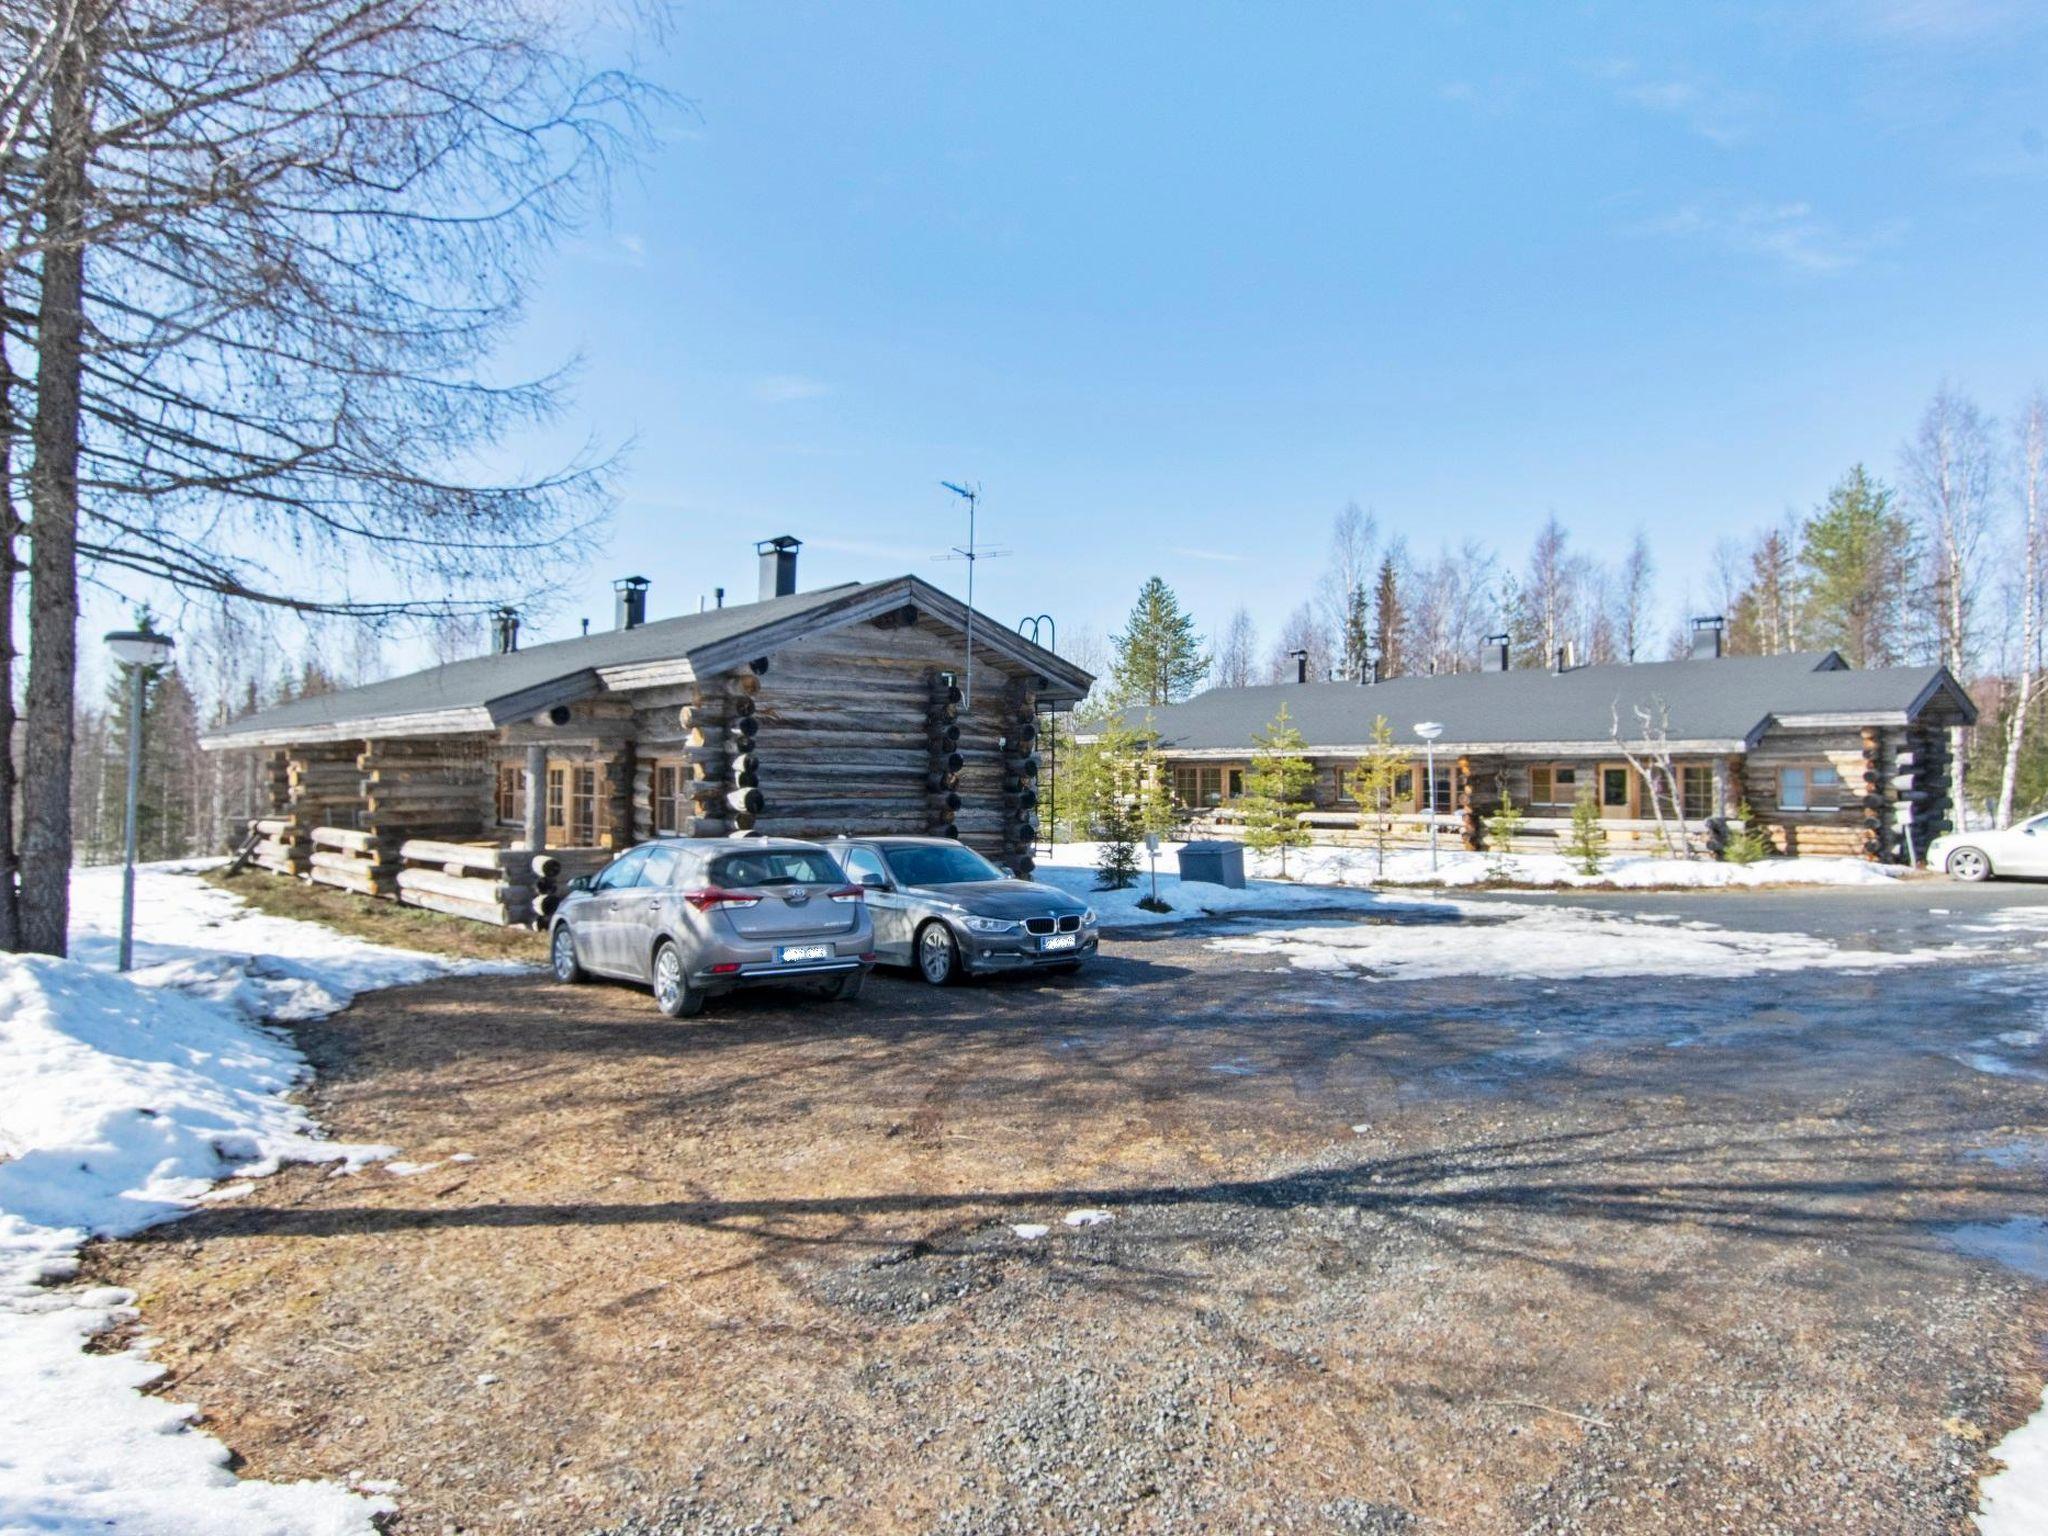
826, 969, 865, 1003
1946, 847, 1994, 883
550, 924, 586, 984
651, 940, 704, 1018
916, 921, 962, 986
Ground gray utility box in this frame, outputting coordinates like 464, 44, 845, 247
1177, 840, 1246, 889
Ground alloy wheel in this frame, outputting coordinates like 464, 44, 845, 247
552, 927, 579, 981
919, 923, 955, 984
1948, 849, 1991, 882
654, 944, 684, 1011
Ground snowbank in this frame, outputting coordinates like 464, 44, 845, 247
1035, 838, 1900, 904
0, 863, 520, 1535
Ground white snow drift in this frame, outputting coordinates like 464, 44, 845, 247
0, 864, 519, 1535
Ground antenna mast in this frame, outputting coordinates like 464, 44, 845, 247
939, 480, 1009, 709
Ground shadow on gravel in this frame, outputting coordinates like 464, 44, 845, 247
139, 1116, 2034, 1271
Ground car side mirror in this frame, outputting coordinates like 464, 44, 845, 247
997, 864, 1015, 878
568, 875, 591, 892
859, 871, 887, 888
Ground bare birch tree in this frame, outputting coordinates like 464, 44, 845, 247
1314, 502, 1376, 672
1611, 699, 1698, 858
1902, 386, 1994, 830
1212, 606, 1257, 688
1996, 394, 2048, 827
3, 0, 649, 952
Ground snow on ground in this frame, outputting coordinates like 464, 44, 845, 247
1982, 1388, 2048, 1536
1036, 838, 1899, 906
1210, 904, 1948, 982
1, 862, 522, 1535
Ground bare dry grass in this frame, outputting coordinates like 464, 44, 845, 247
203, 867, 547, 964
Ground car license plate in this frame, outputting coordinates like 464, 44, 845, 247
778, 943, 833, 963
1039, 933, 1078, 952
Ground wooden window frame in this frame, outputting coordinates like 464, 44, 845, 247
1680, 764, 1715, 821
653, 761, 687, 836
494, 762, 527, 826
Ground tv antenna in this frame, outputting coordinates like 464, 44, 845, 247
937, 480, 1009, 708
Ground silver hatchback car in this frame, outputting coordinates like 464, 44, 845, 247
549, 837, 874, 1017
824, 836, 1098, 985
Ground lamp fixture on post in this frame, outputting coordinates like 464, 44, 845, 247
1413, 720, 1445, 872
105, 622, 176, 971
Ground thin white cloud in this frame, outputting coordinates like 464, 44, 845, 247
752, 374, 833, 404
1171, 546, 1244, 564
1588, 58, 1765, 147
1843, 0, 2036, 41
1638, 198, 1897, 275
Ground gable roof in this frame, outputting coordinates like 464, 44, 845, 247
204, 575, 1093, 749
1118, 651, 1974, 757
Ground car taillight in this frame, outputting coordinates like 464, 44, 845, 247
682, 888, 761, 911
828, 886, 865, 904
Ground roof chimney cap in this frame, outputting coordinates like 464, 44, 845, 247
1482, 633, 1510, 672
1289, 648, 1309, 685
491, 605, 521, 654
1689, 614, 1725, 661
613, 574, 649, 630
757, 535, 801, 600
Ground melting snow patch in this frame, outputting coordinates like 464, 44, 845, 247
1981, 1387, 2048, 1536
1009, 1224, 1050, 1240
1211, 901, 1950, 982
1063, 1209, 1114, 1228
0, 862, 521, 1535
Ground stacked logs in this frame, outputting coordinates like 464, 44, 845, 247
1001, 680, 1040, 875
671, 675, 758, 835
247, 816, 301, 875
926, 674, 963, 839
1858, 727, 1890, 861
1897, 726, 1953, 863
359, 738, 490, 848
392, 840, 537, 926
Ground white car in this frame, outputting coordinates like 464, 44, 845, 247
1929, 814, 2048, 881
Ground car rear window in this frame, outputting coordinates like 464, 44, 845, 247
707, 849, 846, 888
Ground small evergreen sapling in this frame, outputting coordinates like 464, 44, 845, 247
1484, 790, 1525, 881
1345, 714, 1406, 879
1242, 705, 1315, 877
1093, 795, 1141, 890
1723, 801, 1771, 864
1565, 791, 1608, 877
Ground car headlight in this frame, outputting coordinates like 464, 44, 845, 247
962, 915, 1021, 935
1081, 908, 1098, 925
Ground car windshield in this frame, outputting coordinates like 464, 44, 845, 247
884, 844, 1004, 886
707, 850, 846, 888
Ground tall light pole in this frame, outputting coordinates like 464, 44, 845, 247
105, 622, 176, 970
1413, 720, 1444, 872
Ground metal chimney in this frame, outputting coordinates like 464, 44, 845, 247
491, 606, 520, 654
1552, 645, 1570, 675
757, 535, 801, 600
613, 575, 649, 630
1689, 615, 1725, 660
1482, 633, 1510, 672
1290, 648, 1309, 685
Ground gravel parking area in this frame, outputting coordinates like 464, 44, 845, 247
89, 886, 2048, 1534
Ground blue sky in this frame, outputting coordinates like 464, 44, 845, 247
252, 1, 2048, 670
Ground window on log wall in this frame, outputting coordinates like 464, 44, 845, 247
542, 763, 604, 844
495, 764, 527, 826
653, 762, 687, 836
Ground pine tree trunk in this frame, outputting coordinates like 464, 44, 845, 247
18, 25, 90, 955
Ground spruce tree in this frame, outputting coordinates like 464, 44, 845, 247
1338, 584, 1372, 682
1372, 555, 1405, 678
1484, 790, 1525, 880
1110, 577, 1209, 706
1799, 466, 1915, 668
1241, 705, 1314, 877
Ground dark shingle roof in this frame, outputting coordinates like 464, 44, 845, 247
205, 576, 1093, 747
1121, 652, 1969, 754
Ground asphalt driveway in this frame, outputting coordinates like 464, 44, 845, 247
90, 883, 2048, 1534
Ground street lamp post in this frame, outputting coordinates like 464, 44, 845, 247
1413, 721, 1445, 872
105, 623, 175, 970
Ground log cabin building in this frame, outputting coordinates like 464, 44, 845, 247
202, 538, 1093, 924
1130, 621, 1976, 862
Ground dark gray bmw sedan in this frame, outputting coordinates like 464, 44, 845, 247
823, 836, 1098, 985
